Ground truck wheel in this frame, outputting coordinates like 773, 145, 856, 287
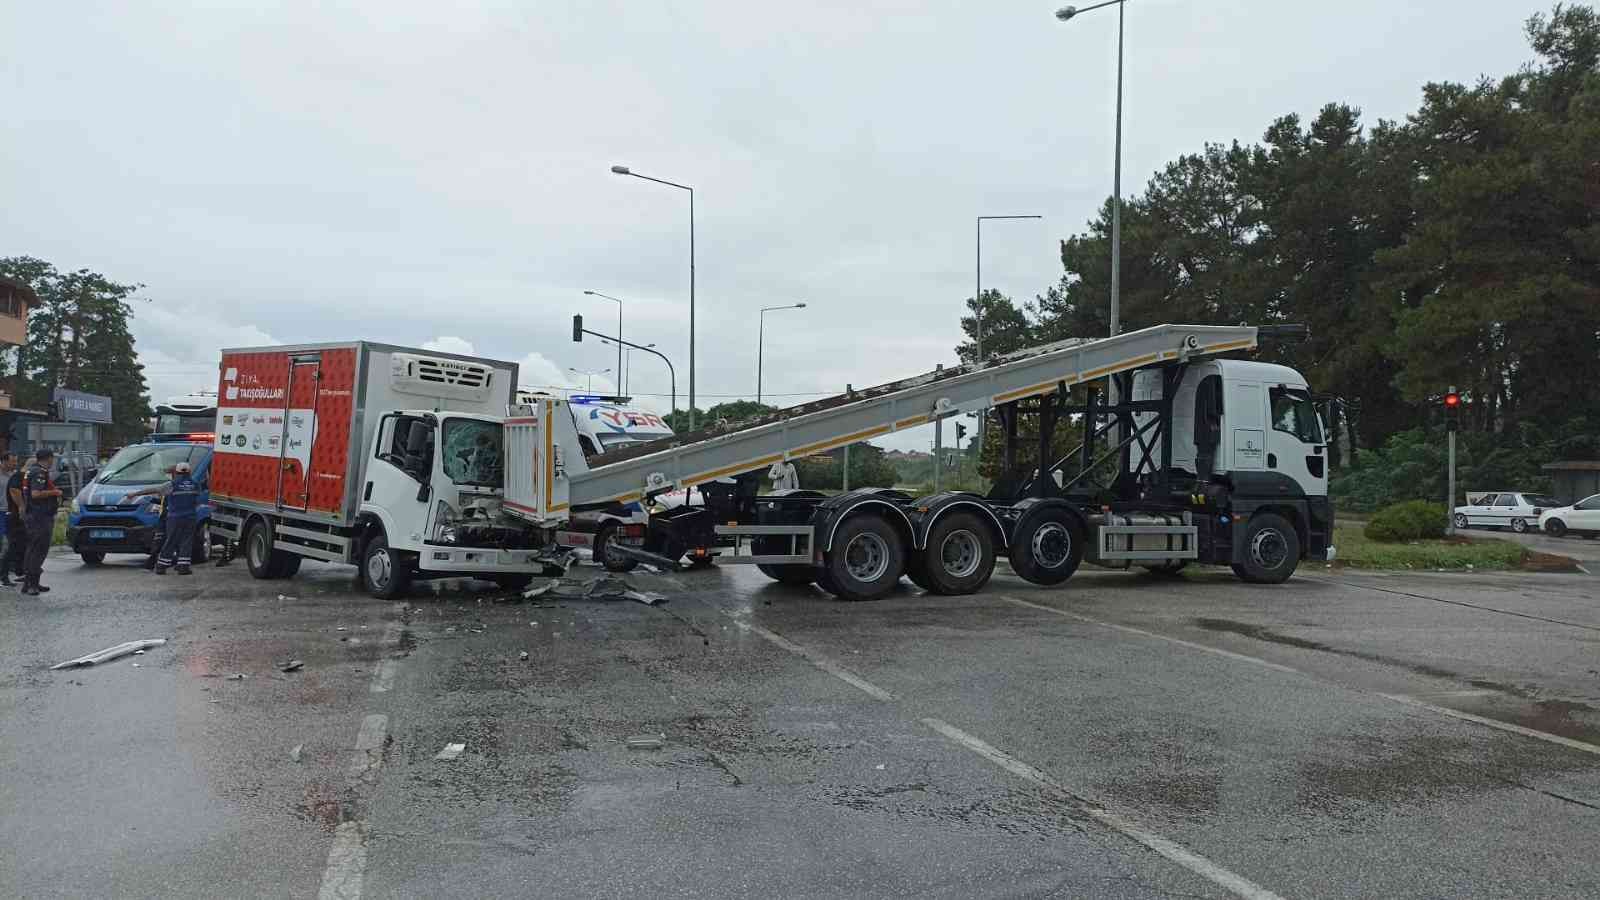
1546, 518, 1568, 537
244, 519, 279, 579
192, 521, 212, 563
593, 522, 639, 573
916, 512, 995, 595
823, 514, 905, 601
905, 554, 936, 592
79, 551, 106, 566
1233, 513, 1300, 584
362, 533, 412, 599
1010, 509, 1084, 586
757, 564, 816, 586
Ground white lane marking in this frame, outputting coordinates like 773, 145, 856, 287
716, 605, 1281, 898
353, 713, 388, 751
998, 595, 1600, 759
922, 717, 1285, 900
725, 616, 897, 702
996, 595, 1303, 675
317, 822, 368, 900
434, 742, 466, 760
370, 660, 397, 693
1383, 694, 1600, 757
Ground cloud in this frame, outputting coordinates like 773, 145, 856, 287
132, 302, 279, 405
421, 335, 476, 356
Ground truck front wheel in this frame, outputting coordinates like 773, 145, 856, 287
593, 522, 639, 573
822, 514, 906, 601
1010, 510, 1084, 586
362, 534, 413, 599
1232, 513, 1300, 584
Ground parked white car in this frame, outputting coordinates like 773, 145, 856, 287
1453, 491, 1561, 534
1538, 493, 1600, 539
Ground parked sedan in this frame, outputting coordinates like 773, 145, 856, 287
1539, 493, 1600, 538
1453, 492, 1561, 533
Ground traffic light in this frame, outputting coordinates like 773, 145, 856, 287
572, 314, 583, 342
955, 422, 967, 442
1444, 390, 1460, 433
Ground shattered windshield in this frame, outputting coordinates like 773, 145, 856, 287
440, 418, 504, 488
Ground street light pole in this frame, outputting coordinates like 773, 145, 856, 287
757, 302, 807, 406
612, 165, 695, 430
583, 291, 624, 391
585, 329, 675, 418
569, 367, 611, 393
1056, 0, 1126, 336
975, 214, 1043, 453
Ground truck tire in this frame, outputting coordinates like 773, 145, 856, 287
916, 511, 996, 595
822, 514, 905, 601
905, 554, 936, 592
1010, 509, 1084, 586
757, 564, 816, 586
593, 522, 639, 573
244, 518, 293, 579
192, 520, 211, 563
1233, 513, 1300, 584
79, 551, 106, 566
362, 533, 412, 599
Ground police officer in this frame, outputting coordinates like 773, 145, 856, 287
4, 452, 27, 583
124, 461, 200, 575
20, 448, 62, 595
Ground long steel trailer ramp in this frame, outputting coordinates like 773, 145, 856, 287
565, 323, 1260, 509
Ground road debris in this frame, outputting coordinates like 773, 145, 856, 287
519, 651, 529, 661
434, 742, 466, 760
50, 638, 168, 670
280, 659, 305, 673
627, 733, 666, 750
225, 673, 248, 680
521, 574, 667, 606
289, 744, 303, 762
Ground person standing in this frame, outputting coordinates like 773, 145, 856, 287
767, 458, 800, 492
123, 461, 200, 575
0, 453, 14, 588
5, 453, 26, 583
20, 449, 62, 595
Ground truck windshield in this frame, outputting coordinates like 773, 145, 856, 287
99, 444, 206, 485
1269, 387, 1324, 445
154, 412, 216, 435
440, 418, 504, 488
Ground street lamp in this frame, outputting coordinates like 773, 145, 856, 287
583, 290, 624, 389
757, 303, 807, 406
974, 215, 1043, 453
602, 338, 657, 396
568, 366, 611, 393
1056, 0, 1126, 337
611, 164, 696, 430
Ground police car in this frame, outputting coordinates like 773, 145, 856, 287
67, 439, 215, 565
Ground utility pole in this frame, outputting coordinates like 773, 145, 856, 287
1445, 387, 1460, 535
933, 417, 943, 493
842, 443, 851, 492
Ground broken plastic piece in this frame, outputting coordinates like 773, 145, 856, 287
290, 744, 303, 762
225, 673, 248, 680
51, 639, 168, 670
435, 742, 466, 760
280, 659, 304, 673
626, 733, 666, 750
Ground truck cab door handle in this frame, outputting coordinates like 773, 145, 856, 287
1267, 453, 1278, 469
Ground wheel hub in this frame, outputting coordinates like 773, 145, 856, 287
940, 530, 981, 578
844, 532, 890, 583
1250, 528, 1288, 571
366, 548, 392, 587
1031, 522, 1072, 569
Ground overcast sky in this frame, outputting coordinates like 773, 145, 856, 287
2, 0, 1551, 450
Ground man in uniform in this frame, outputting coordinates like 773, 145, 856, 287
124, 461, 200, 574
20, 449, 62, 595
0, 452, 14, 588
5, 452, 27, 583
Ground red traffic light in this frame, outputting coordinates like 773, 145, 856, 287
1444, 392, 1460, 407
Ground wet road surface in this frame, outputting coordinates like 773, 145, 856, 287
3, 551, 1598, 898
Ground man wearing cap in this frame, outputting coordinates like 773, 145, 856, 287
123, 461, 201, 575
19, 449, 62, 595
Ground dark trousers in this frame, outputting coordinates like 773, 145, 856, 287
4, 516, 25, 576
24, 515, 52, 582
158, 517, 197, 568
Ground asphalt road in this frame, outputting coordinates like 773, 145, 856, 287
4, 550, 1598, 899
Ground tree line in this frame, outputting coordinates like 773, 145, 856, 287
960, 5, 1600, 476
0, 256, 152, 446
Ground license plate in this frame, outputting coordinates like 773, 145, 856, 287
89, 528, 125, 540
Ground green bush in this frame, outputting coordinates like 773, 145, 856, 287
1364, 500, 1447, 543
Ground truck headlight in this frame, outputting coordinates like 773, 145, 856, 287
433, 500, 462, 543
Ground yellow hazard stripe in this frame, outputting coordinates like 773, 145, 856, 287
894, 414, 929, 430
1201, 338, 1255, 353
686, 453, 786, 486
791, 425, 891, 457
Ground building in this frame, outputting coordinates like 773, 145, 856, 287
0, 275, 47, 454
1542, 461, 1600, 505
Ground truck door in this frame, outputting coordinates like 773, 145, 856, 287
278, 357, 321, 510
1266, 385, 1327, 494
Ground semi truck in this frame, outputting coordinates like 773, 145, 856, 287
210, 324, 1333, 601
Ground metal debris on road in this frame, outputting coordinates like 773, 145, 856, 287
520, 574, 668, 606
50, 638, 168, 670
626, 733, 666, 750
289, 744, 303, 762
434, 742, 466, 760
280, 659, 305, 673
